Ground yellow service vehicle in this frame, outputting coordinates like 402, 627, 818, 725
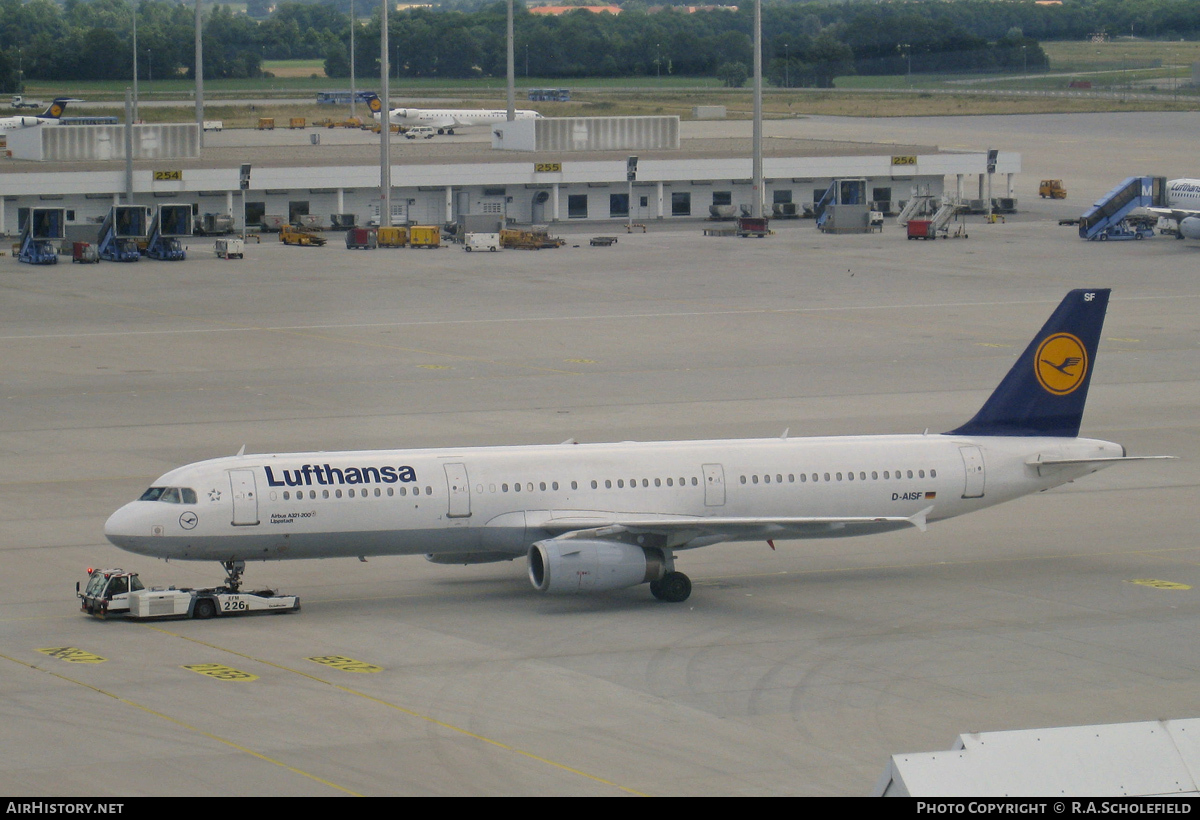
408, 225, 441, 248
500, 228, 565, 250
1039, 179, 1067, 199
280, 225, 327, 246
377, 226, 408, 247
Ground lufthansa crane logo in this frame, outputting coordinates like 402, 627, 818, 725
368, 97, 382, 112
49, 104, 63, 118
1035, 333, 1088, 395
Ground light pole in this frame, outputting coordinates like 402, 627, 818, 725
656, 43, 660, 80
131, 1, 138, 122
784, 43, 789, 88
1022, 45, 1027, 75
349, 0, 355, 120
147, 48, 152, 83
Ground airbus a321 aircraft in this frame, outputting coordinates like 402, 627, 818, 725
105, 290, 1166, 603
363, 92, 540, 134
1148, 178, 1200, 239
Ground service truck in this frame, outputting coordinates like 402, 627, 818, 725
77, 568, 300, 620
464, 232, 500, 252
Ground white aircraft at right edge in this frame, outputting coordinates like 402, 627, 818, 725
1149, 178, 1200, 239
105, 290, 1171, 604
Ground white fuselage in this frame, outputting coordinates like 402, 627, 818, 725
104, 433, 1121, 565
0, 115, 58, 135
376, 108, 541, 128
1167, 178, 1200, 209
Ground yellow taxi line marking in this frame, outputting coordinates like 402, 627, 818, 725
142, 624, 648, 796
1127, 578, 1192, 590
0, 651, 361, 796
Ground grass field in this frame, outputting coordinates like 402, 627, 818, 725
18, 39, 1200, 123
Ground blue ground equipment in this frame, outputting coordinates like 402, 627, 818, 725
97, 206, 148, 262
814, 178, 867, 230
18, 208, 64, 265
1079, 176, 1166, 240
146, 204, 193, 261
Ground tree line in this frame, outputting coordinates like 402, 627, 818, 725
3, 0, 1200, 92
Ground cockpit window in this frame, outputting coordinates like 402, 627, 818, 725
138, 487, 198, 504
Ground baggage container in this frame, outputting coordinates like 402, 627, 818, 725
408, 225, 441, 248
261, 214, 287, 232
72, 241, 99, 263
906, 219, 935, 240
345, 228, 377, 249
215, 238, 244, 259
377, 226, 407, 247
289, 117, 306, 129
257, 118, 275, 130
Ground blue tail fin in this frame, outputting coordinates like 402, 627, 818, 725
363, 93, 382, 117
39, 98, 72, 119
948, 289, 1110, 438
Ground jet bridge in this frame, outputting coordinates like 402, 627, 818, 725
1079, 176, 1166, 240
146, 204, 193, 261
97, 206, 148, 262
18, 207, 64, 265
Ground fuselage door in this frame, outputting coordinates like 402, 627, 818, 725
702, 463, 726, 507
444, 462, 471, 518
230, 470, 260, 526
959, 446, 986, 499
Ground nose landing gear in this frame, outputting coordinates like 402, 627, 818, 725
222, 560, 246, 592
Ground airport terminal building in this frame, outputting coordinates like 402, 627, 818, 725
0, 117, 1020, 235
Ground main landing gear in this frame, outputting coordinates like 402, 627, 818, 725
650, 571, 692, 603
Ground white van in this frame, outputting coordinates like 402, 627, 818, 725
404, 126, 436, 139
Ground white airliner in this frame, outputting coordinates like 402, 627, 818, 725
363, 92, 540, 134
1148, 178, 1200, 239
0, 98, 77, 135
104, 290, 1167, 603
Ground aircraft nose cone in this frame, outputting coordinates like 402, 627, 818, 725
104, 502, 142, 550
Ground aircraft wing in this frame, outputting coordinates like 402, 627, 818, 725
1147, 206, 1200, 221
532, 507, 934, 548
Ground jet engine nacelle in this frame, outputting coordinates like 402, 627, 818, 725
1179, 216, 1200, 240
19, 117, 42, 127
528, 539, 666, 594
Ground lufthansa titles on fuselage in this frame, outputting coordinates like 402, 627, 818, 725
263, 464, 417, 488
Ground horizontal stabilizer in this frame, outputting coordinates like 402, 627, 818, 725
1026, 455, 1176, 467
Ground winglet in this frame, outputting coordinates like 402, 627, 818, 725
949, 289, 1110, 438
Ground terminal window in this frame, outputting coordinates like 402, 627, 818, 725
671, 192, 691, 216
713, 191, 732, 206
609, 193, 629, 218
567, 195, 588, 219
